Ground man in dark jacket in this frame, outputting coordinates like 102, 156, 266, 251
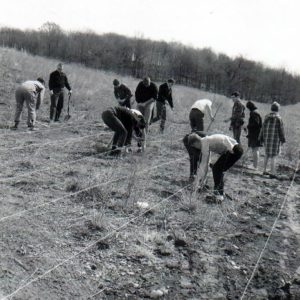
113, 79, 133, 108
151, 78, 175, 133
135, 77, 158, 131
48, 63, 72, 122
102, 107, 146, 156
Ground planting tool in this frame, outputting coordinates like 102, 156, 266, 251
64, 94, 72, 121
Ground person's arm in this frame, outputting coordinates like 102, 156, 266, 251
64, 74, 72, 93
36, 86, 45, 110
207, 104, 214, 120
135, 82, 142, 103
278, 118, 286, 144
124, 85, 132, 101
152, 83, 158, 100
48, 73, 54, 95
197, 139, 210, 187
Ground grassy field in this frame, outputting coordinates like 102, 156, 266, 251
0, 47, 299, 299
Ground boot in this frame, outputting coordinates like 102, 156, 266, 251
11, 121, 19, 130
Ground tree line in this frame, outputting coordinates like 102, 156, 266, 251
1, 22, 299, 104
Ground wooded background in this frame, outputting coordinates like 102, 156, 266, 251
1, 22, 299, 104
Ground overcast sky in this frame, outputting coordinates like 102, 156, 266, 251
1, 0, 299, 74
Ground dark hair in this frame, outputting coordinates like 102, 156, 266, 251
231, 91, 240, 98
246, 101, 257, 111
113, 79, 119, 86
271, 101, 280, 112
167, 78, 175, 84
37, 77, 45, 85
137, 117, 146, 129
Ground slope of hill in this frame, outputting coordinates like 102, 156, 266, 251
0, 47, 299, 299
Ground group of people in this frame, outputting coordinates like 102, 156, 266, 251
11, 64, 286, 202
183, 92, 286, 201
13, 63, 72, 130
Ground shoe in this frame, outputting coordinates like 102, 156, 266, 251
108, 149, 121, 156
125, 147, 132, 153
215, 194, 224, 202
137, 147, 143, 153
189, 175, 196, 182
28, 126, 38, 131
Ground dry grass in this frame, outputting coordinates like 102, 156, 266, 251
0, 47, 300, 299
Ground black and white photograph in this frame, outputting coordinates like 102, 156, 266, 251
0, 0, 299, 299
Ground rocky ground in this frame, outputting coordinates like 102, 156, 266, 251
0, 47, 299, 299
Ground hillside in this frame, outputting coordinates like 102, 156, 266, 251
0, 47, 299, 299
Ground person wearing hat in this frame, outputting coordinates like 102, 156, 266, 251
189, 99, 214, 132
151, 78, 175, 133
102, 106, 146, 156
48, 63, 72, 122
259, 102, 286, 177
13, 78, 45, 130
225, 92, 245, 143
245, 101, 262, 169
113, 79, 133, 108
186, 133, 243, 201
135, 77, 158, 132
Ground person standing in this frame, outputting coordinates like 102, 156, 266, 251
259, 102, 286, 177
151, 78, 175, 133
102, 106, 146, 156
113, 79, 133, 108
225, 92, 245, 143
245, 101, 262, 169
48, 63, 72, 122
13, 78, 45, 130
135, 77, 158, 131
186, 133, 243, 201
189, 99, 214, 131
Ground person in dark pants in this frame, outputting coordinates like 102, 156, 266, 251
48, 63, 72, 122
225, 91, 245, 143
187, 133, 243, 201
189, 99, 214, 131
245, 101, 262, 169
102, 107, 146, 155
183, 131, 207, 180
151, 78, 175, 132
113, 79, 133, 108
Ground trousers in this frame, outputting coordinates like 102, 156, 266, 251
212, 144, 243, 195
14, 87, 37, 127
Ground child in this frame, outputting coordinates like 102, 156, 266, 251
259, 102, 285, 177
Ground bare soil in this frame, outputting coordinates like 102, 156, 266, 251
0, 48, 299, 299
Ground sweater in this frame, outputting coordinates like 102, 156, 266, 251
157, 83, 173, 108
49, 70, 71, 91
135, 81, 158, 103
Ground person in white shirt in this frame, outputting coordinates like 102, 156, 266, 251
13, 78, 45, 130
189, 99, 214, 131
187, 133, 243, 201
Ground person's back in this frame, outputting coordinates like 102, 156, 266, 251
189, 99, 213, 131
191, 99, 212, 112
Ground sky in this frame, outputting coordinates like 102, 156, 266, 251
1, 0, 299, 74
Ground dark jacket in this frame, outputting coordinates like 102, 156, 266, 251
114, 84, 132, 101
113, 107, 143, 141
247, 109, 262, 147
135, 81, 158, 103
49, 70, 71, 91
158, 82, 173, 108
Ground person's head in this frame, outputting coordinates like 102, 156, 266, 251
142, 77, 151, 87
113, 79, 120, 87
271, 101, 280, 112
188, 133, 202, 149
57, 63, 63, 72
37, 77, 45, 85
231, 91, 240, 102
167, 78, 175, 88
246, 101, 257, 111
137, 116, 146, 129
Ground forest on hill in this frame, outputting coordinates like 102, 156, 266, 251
1, 22, 300, 104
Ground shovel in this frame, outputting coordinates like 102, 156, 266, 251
64, 94, 72, 121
